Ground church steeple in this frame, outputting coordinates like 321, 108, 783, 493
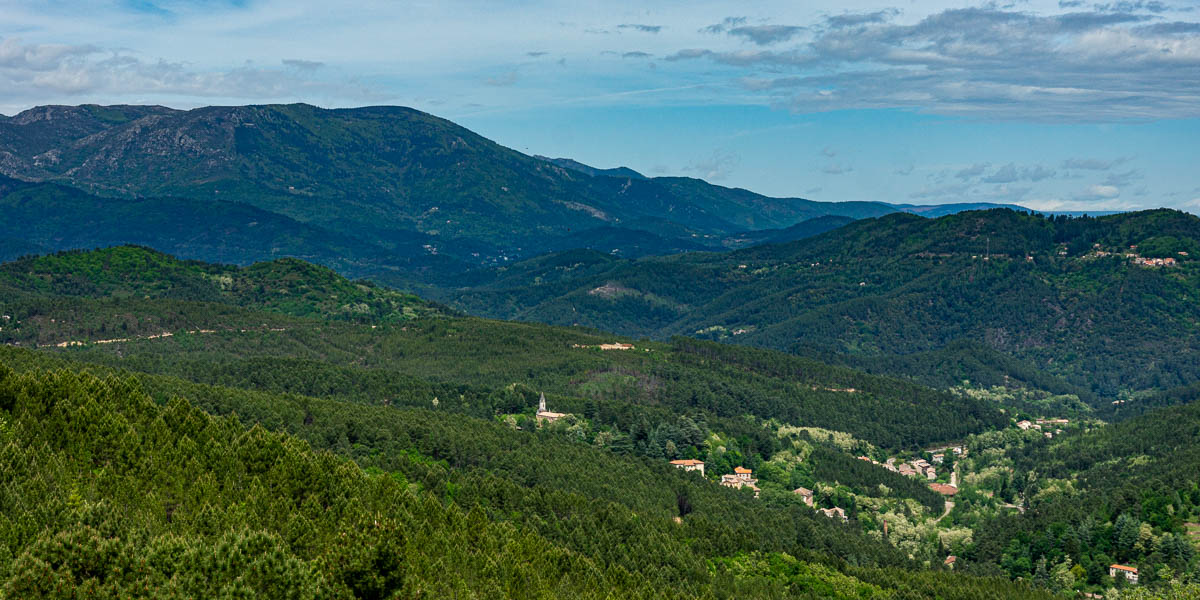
538, 391, 547, 413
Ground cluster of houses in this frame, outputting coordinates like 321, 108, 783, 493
861, 456, 937, 480
719, 466, 761, 498
1088, 244, 1187, 268
669, 461, 762, 498
569, 342, 635, 351
667, 461, 852, 521
1133, 256, 1177, 267
854, 447, 967, 497
1017, 418, 1067, 439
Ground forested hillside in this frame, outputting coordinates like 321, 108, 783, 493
0, 247, 1008, 452
4, 246, 1198, 597
947, 394, 1200, 591
0, 246, 446, 332
0, 348, 1070, 598
0, 175, 469, 278
441, 209, 1200, 403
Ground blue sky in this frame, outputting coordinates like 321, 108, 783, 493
1, 0, 1198, 211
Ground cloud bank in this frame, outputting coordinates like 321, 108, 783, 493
678, 7, 1200, 122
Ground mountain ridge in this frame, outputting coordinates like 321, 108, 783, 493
438, 208, 1200, 401
0, 102, 1076, 274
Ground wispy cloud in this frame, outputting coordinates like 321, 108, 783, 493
1102, 169, 1143, 186
980, 163, 1056, 183
824, 9, 900, 29
484, 70, 518, 86
728, 25, 805, 46
910, 182, 1032, 202
282, 59, 323, 71
701, 17, 747, 35
1061, 157, 1130, 170
618, 24, 662, 34
955, 163, 990, 180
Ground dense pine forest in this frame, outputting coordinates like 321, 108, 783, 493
2, 245, 1200, 598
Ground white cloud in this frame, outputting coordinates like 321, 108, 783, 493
0, 36, 380, 107
1072, 184, 1122, 201
671, 7, 1200, 121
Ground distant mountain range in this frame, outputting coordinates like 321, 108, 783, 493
0, 103, 1071, 276
5, 102, 1175, 404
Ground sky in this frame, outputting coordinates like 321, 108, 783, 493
1, 0, 1199, 211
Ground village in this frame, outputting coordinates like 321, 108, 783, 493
535, 388, 1159, 584
1083, 242, 1190, 268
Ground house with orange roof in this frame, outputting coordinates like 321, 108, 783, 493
1109, 564, 1138, 583
669, 459, 705, 476
929, 483, 959, 496
721, 467, 760, 498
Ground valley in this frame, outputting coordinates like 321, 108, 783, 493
3, 244, 1199, 597
1, 102, 1198, 598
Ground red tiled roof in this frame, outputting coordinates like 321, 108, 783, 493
1110, 564, 1138, 573
670, 459, 704, 466
929, 483, 959, 496
734, 466, 752, 474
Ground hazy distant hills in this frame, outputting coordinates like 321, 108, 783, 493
0, 103, 1043, 274
440, 208, 1200, 400
0, 174, 465, 277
